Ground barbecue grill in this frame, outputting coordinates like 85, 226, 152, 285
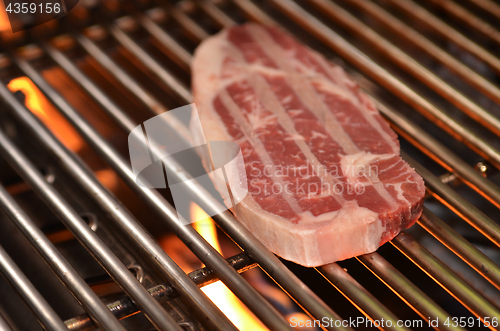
0, 0, 499, 330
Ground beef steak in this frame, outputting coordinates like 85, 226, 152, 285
192, 23, 425, 267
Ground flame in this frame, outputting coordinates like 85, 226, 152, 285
0, 1, 11, 32
191, 203, 268, 331
8, 77, 83, 151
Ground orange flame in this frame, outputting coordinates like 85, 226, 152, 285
7, 77, 83, 151
0, 1, 11, 32
191, 203, 268, 331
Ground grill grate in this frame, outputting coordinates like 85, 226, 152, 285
0, 0, 499, 330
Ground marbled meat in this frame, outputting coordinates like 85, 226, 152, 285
192, 23, 425, 267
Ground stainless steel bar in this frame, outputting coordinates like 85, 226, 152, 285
9, 45, 238, 331
467, 0, 500, 20
0, 244, 67, 331
345, 0, 500, 106
309, 0, 500, 138
232, 0, 275, 25
318, 264, 410, 331
77, 21, 349, 331
384, 0, 500, 75
0, 313, 13, 331
417, 207, 500, 291
375, 100, 500, 209
357, 253, 464, 331
195, 0, 237, 27
208, 226, 348, 328
168, 5, 210, 42
66, 253, 256, 331
426, 0, 500, 45
14, 55, 293, 331
76, 34, 170, 116
75, 33, 194, 146
109, 14, 195, 106
65, 283, 176, 331
109, 24, 192, 102
0, 115, 181, 331
264, 0, 500, 169
139, 14, 193, 70
391, 233, 500, 321
187, 252, 257, 287
401, 150, 500, 247
0, 177, 125, 330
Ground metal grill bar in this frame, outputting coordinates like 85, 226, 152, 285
0, 129, 181, 330
0, 313, 13, 331
357, 253, 460, 331
318, 264, 409, 331
0, 243, 67, 331
66, 253, 256, 331
383, 0, 500, 75
0, 161, 125, 330
1, 50, 236, 331
343, 0, 500, 108
109, 23, 192, 102
309, 0, 500, 137
168, 5, 210, 42
467, 0, 500, 20
402, 150, 500, 247
13, 48, 293, 331
418, 207, 500, 290
266, 0, 500, 169
76, 33, 171, 117
391, 233, 500, 321
196, 0, 238, 27
425, 0, 500, 45
139, 15, 193, 70
0, 120, 181, 330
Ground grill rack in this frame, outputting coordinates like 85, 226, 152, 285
0, 0, 498, 330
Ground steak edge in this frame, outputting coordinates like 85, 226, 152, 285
192, 23, 425, 267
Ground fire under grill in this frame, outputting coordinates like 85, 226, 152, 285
0, 0, 499, 330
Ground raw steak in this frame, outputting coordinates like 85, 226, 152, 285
192, 23, 425, 267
